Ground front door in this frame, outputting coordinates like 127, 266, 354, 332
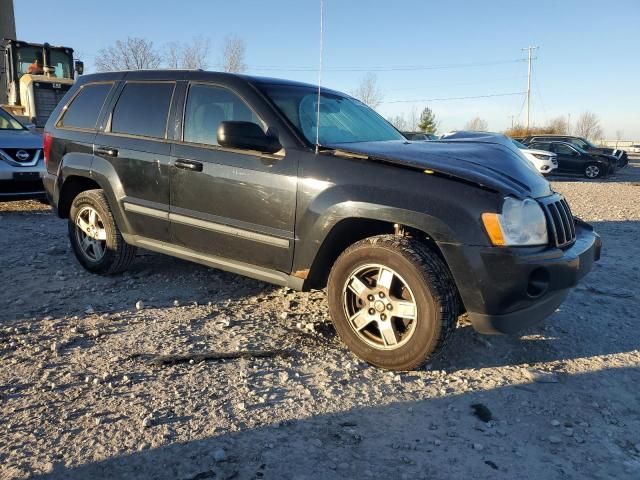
552, 143, 582, 173
169, 83, 297, 273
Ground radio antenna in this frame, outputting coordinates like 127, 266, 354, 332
315, 0, 324, 154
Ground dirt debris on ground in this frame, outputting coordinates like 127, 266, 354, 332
1, 161, 639, 479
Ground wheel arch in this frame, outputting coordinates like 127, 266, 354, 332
302, 210, 454, 291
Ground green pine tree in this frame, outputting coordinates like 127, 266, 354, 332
418, 107, 437, 133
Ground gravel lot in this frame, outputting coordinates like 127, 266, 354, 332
1, 160, 639, 479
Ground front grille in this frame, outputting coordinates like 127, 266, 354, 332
551, 157, 558, 166
0, 148, 40, 164
540, 196, 576, 248
33, 85, 69, 127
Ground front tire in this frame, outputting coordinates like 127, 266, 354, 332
327, 235, 459, 371
584, 163, 602, 179
68, 189, 136, 274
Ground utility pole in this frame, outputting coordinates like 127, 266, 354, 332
0, 0, 16, 41
508, 115, 515, 129
567, 113, 571, 135
522, 46, 538, 132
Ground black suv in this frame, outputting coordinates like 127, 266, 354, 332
42, 71, 601, 370
528, 140, 614, 179
522, 134, 628, 168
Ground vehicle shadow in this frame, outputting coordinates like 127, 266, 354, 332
30, 365, 640, 480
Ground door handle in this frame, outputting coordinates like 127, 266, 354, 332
175, 159, 203, 172
94, 146, 118, 157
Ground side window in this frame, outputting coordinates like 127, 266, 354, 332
183, 84, 262, 146
59, 83, 112, 130
555, 144, 577, 156
111, 82, 175, 139
530, 143, 550, 152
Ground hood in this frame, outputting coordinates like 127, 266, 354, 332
524, 148, 555, 157
327, 140, 552, 198
0, 129, 43, 149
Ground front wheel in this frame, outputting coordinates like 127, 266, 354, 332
584, 163, 603, 179
68, 189, 136, 274
327, 235, 459, 371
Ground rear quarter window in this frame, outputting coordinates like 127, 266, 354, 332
110, 82, 175, 139
59, 83, 113, 130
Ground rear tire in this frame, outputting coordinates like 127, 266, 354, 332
68, 189, 136, 274
327, 235, 459, 371
583, 163, 602, 179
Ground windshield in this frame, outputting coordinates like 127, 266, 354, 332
258, 83, 404, 145
15, 46, 73, 79
0, 108, 25, 130
570, 138, 595, 150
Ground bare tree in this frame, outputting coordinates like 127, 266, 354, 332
221, 35, 247, 73
615, 129, 624, 148
95, 37, 162, 72
387, 115, 409, 131
164, 37, 211, 70
574, 111, 603, 140
350, 73, 383, 109
547, 116, 568, 135
465, 117, 488, 131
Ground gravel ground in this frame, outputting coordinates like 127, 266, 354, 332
1, 160, 639, 479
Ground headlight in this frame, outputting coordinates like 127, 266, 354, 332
482, 197, 548, 246
532, 153, 550, 160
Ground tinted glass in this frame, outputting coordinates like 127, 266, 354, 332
183, 84, 262, 146
555, 144, 577, 155
258, 83, 404, 145
0, 108, 25, 130
529, 143, 551, 152
60, 83, 112, 130
111, 83, 175, 139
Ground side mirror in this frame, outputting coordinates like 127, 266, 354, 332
24, 122, 37, 131
217, 121, 281, 154
74, 60, 84, 76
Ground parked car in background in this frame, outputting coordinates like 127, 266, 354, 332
629, 144, 640, 154
0, 107, 45, 200
528, 141, 614, 179
521, 134, 628, 168
511, 139, 558, 175
42, 71, 601, 370
403, 132, 439, 141
439, 130, 556, 175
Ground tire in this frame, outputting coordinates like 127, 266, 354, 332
583, 163, 602, 179
68, 189, 136, 274
327, 235, 459, 371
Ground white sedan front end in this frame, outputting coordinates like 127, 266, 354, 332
518, 147, 558, 176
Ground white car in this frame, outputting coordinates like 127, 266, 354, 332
439, 131, 558, 176
630, 144, 640, 154
511, 139, 558, 175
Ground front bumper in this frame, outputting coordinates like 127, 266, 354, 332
0, 160, 46, 199
440, 219, 601, 334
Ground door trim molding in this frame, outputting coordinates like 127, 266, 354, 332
122, 201, 289, 248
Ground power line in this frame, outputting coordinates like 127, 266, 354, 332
385, 75, 528, 92
235, 58, 526, 73
382, 91, 527, 104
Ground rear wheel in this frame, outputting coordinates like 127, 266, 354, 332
68, 189, 136, 274
327, 235, 459, 371
583, 163, 602, 179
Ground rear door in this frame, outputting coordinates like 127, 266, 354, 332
168, 82, 297, 272
94, 81, 176, 242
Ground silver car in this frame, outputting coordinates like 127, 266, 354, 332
0, 108, 44, 199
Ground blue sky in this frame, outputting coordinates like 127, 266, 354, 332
14, 0, 640, 137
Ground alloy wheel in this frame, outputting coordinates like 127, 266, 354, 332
585, 165, 600, 178
74, 206, 107, 261
342, 264, 418, 350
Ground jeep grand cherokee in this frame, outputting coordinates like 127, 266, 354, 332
42, 71, 601, 370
